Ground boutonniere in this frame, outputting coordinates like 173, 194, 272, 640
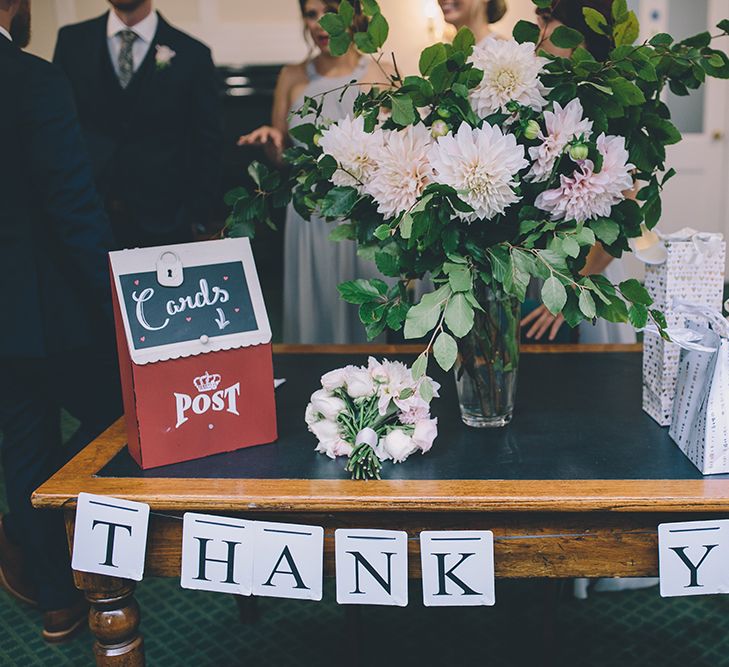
155, 44, 176, 70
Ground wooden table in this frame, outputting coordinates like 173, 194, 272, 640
32, 344, 729, 666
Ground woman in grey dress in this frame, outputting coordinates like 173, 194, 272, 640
239, 0, 388, 343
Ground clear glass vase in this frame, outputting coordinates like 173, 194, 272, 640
454, 285, 520, 428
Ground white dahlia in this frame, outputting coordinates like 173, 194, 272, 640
318, 115, 383, 192
534, 133, 634, 223
527, 99, 593, 182
365, 123, 433, 219
428, 122, 528, 221
468, 38, 549, 117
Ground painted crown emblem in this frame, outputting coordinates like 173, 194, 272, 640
194, 371, 221, 393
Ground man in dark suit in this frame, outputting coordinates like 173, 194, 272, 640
0, 0, 122, 642
54, 0, 224, 249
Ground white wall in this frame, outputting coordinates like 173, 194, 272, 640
28, 0, 537, 72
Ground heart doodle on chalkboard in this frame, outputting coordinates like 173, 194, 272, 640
140, 336, 145, 342
234, 307, 240, 313
134, 279, 140, 286
186, 317, 192, 322
223, 276, 229, 281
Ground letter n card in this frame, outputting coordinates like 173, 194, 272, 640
109, 239, 277, 468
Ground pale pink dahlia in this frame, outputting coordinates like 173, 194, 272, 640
534, 134, 634, 223
527, 99, 593, 182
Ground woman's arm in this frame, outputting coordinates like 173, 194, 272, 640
238, 64, 305, 167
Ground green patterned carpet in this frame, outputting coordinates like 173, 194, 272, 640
1, 418, 729, 665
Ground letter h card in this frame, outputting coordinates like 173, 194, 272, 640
109, 239, 277, 469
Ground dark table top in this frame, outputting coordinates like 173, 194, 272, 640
98, 351, 721, 482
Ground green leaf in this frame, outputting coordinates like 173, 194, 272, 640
320, 13, 345, 35
338, 0, 354, 27
610, 77, 645, 105
453, 26, 475, 53
579, 290, 597, 319
561, 236, 580, 258
612, 0, 628, 23
542, 276, 567, 315
320, 186, 359, 218
419, 43, 447, 76
512, 20, 541, 44
404, 296, 444, 339
288, 122, 318, 146
642, 196, 662, 228
375, 250, 400, 277
589, 218, 620, 245
649, 33, 673, 47
360, 0, 380, 17
447, 265, 472, 292
433, 332, 458, 371
718, 19, 729, 34
550, 25, 584, 49
224, 186, 248, 206
247, 161, 269, 187
353, 31, 376, 53
391, 95, 416, 126
329, 223, 355, 242
619, 278, 653, 306
338, 279, 383, 304
373, 224, 391, 240
329, 31, 353, 56
444, 293, 474, 337
420, 379, 434, 402
583, 7, 608, 36
614, 11, 639, 46
681, 31, 711, 48
628, 303, 649, 328
412, 352, 428, 380
368, 12, 389, 48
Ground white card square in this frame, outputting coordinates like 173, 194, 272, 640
71, 493, 150, 581
180, 513, 253, 595
420, 531, 495, 606
659, 519, 729, 597
252, 521, 323, 601
335, 529, 408, 606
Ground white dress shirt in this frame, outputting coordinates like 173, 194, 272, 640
0, 26, 12, 42
106, 9, 158, 79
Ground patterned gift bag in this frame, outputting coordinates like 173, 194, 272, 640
640, 229, 725, 425
669, 308, 729, 475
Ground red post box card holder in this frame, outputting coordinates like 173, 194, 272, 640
109, 238, 277, 469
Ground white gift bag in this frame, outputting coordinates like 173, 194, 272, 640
668, 305, 729, 475
638, 228, 725, 425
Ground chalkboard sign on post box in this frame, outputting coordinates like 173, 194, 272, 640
109, 238, 277, 469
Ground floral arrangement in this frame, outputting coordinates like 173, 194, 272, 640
305, 357, 439, 479
225, 0, 729, 375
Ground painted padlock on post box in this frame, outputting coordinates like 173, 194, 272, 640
109, 238, 277, 469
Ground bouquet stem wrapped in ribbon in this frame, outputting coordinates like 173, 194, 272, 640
305, 358, 440, 480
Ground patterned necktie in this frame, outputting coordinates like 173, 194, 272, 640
117, 29, 138, 89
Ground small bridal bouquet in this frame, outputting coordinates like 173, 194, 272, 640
305, 357, 439, 480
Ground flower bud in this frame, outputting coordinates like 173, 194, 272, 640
313, 133, 323, 147
430, 119, 449, 138
436, 106, 451, 119
569, 143, 589, 161
523, 120, 540, 141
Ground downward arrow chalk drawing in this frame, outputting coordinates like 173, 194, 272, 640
215, 308, 230, 331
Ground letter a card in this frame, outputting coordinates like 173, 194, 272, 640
252, 521, 324, 601
72, 493, 150, 580
658, 519, 729, 597
420, 531, 495, 607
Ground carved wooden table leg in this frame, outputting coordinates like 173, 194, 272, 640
77, 573, 145, 667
